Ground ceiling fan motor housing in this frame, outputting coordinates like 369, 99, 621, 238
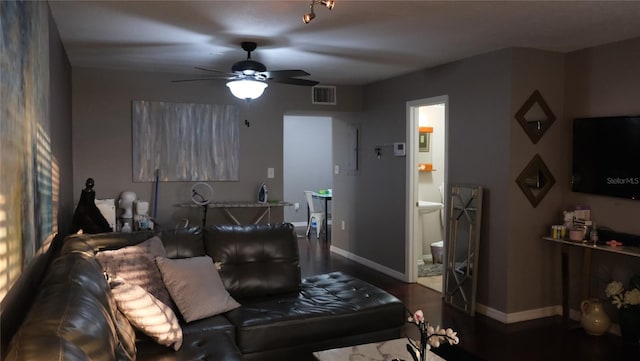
232, 59, 267, 75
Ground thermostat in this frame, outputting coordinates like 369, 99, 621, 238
393, 142, 406, 157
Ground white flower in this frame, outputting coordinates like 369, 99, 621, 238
624, 288, 640, 306
612, 295, 625, 309
605, 279, 640, 308
445, 328, 459, 345
427, 336, 441, 348
605, 281, 624, 298
406, 309, 460, 352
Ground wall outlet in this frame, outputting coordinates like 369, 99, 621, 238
334, 165, 340, 175
341, 220, 345, 230
267, 167, 274, 179
294, 202, 300, 211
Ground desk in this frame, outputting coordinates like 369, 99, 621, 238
544, 237, 640, 326
310, 192, 331, 241
176, 201, 292, 226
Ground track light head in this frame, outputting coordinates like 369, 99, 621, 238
321, 0, 335, 10
303, 10, 316, 24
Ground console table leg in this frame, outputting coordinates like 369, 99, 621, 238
582, 248, 592, 301
561, 244, 569, 326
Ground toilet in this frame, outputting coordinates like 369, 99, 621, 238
430, 240, 444, 264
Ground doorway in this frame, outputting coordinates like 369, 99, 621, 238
406, 96, 448, 292
283, 115, 332, 235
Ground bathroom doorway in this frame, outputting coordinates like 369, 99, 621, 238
405, 96, 448, 292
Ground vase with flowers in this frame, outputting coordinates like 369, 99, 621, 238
405, 309, 459, 361
605, 274, 640, 344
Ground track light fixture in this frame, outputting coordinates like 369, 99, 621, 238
303, 0, 335, 24
303, 10, 315, 24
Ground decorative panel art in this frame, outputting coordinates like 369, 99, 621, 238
0, 1, 53, 300
132, 101, 239, 182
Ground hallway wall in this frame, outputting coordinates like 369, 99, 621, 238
283, 115, 332, 224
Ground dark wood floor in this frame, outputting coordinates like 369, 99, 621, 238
297, 233, 640, 361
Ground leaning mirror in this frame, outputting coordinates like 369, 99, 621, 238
443, 184, 483, 316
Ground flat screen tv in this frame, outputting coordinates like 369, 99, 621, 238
572, 115, 640, 200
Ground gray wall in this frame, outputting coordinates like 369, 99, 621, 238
563, 37, 640, 320
508, 48, 566, 314
67, 32, 640, 321
283, 115, 333, 224
336, 41, 640, 318
48, 7, 74, 237
343, 49, 513, 311
71, 68, 362, 228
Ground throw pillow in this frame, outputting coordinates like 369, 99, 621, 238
155, 256, 241, 323
109, 276, 183, 350
96, 236, 173, 308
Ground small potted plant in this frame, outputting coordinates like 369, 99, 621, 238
405, 309, 459, 361
605, 274, 640, 344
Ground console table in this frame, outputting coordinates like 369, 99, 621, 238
176, 201, 292, 226
544, 237, 640, 325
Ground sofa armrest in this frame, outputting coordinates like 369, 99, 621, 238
203, 223, 301, 299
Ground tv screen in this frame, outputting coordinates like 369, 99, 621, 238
572, 115, 640, 200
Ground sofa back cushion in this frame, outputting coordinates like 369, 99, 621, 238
62, 230, 156, 254
158, 226, 205, 258
203, 223, 301, 299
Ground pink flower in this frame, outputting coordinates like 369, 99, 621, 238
414, 310, 425, 323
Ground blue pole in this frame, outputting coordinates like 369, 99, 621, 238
153, 169, 159, 219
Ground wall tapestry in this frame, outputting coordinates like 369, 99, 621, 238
0, 1, 53, 300
132, 100, 239, 182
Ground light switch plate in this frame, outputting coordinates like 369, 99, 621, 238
334, 165, 340, 175
267, 167, 275, 179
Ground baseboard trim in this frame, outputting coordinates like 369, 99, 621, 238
475, 304, 562, 324
329, 245, 409, 282
328, 246, 622, 334
290, 220, 332, 228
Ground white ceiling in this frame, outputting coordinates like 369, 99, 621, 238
48, 0, 640, 86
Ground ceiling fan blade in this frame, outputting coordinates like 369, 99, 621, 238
271, 77, 319, 87
194, 66, 234, 76
262, 69, 311, 79
171, 76, 232, 83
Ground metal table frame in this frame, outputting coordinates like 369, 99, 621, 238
176, 201, 292, 226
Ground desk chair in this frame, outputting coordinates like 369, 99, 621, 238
304, 191, 325, 239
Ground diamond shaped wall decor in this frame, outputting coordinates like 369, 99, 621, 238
514, 90, 556, 144
515, 154, 555, 207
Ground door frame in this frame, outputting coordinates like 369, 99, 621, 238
405, 95, 449, 282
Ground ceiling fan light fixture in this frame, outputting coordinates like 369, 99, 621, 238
226, 79, 268, 100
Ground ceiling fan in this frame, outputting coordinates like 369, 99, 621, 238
173, 42, 319, 100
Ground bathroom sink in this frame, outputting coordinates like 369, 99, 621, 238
417, 200, 444, 215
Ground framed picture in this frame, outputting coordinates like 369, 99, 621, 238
419, 127, 432, 152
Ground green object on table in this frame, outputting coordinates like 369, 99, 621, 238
318, 190, 329, 195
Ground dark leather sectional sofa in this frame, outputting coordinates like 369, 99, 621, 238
4, 223, 406, 361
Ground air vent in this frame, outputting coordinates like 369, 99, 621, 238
312, 85, 336, 105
